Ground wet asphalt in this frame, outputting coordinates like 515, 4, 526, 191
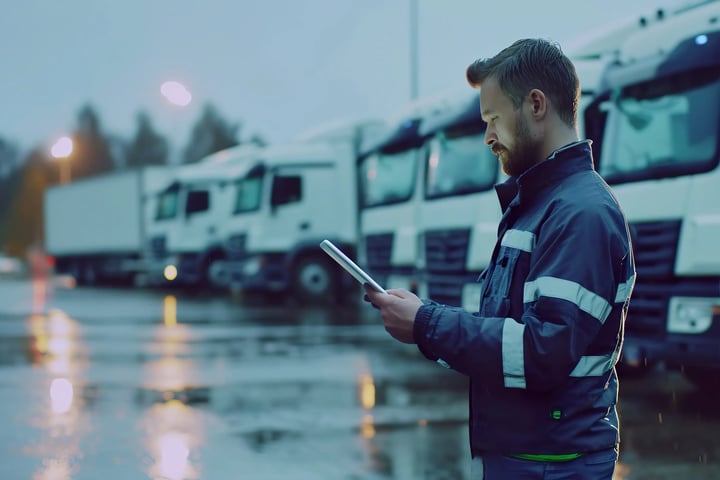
0, 276, 718, 479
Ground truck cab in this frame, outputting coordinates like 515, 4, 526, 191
583, 0, 720, 386
220, 139, 364, 303
357, 94, 464, 293
414, 93, 502, 310
146, 146, 260, 288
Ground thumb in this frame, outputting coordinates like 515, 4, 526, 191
386, 288, 414, 299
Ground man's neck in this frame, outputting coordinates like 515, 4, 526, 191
540, 126, 579, 161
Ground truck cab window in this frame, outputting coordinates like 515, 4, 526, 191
233, 175, 263, 214
425, 133, 496, 199
155, 187, 179, 221
600, 67, 719, 183
185, 190, 210, 216
270, 175, 302, 207
359, 150, 417, 208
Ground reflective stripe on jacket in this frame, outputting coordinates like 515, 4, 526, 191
414, 140, 636, 456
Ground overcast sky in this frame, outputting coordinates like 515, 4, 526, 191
0, 0, 673, 156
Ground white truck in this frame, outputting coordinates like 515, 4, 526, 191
215, 119, 386, 303
356, 91, 469, 294
583, 0, 720, 387
145, 145, 261, 288
44, 165, 175, 285
408, 32, 633, 311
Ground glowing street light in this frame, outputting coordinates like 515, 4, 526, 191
160, 81, 192, 107
51, 136, 74, 184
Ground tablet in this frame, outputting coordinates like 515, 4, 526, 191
320, 239, 386, 293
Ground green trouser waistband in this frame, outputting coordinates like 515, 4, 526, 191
511, 453, 584, 462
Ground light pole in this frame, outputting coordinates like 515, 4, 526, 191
410, 0, 419, 100
50, 136, 74, 184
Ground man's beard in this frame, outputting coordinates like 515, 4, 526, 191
494, 114, 541, 177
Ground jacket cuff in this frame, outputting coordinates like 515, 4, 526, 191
414, 304, 439, 361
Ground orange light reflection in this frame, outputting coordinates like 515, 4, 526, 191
359, 373, 375, 410
361, 414, 375, 439
164, 295, 177, 327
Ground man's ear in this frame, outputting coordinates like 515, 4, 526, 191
528, 89, 547, 120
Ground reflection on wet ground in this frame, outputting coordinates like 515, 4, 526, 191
0, 279, 719, 479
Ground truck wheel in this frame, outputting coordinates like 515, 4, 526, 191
206, 258, 230, 289
291, 255, 337, 304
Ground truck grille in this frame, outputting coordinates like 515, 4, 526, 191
364, 233, 393, 271
427, 278, 463, 307
150, 235, 167, 259
631, 220, 680, 279
226, 233, 247, 260
424, 228, 471, 273
625, 220, 681, 338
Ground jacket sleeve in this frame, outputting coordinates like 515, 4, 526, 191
414, 199, 632, 392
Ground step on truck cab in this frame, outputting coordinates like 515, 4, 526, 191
584, 0, 720, 387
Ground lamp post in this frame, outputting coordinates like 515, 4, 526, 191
410, 0, 419, 100
50, 136, 74, 184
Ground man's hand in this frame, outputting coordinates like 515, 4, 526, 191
364, 285, 423, 344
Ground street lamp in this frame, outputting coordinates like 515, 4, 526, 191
51, 136, 73, 184
160, 81, 192, 107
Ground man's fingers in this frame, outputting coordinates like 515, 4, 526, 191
362, 294, 380, 310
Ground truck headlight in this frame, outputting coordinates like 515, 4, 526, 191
242, 257, 262, 277
667, 297, 717, 334
163, 264, 178, 281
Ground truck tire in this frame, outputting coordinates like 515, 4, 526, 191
206, 258, 230, 289
291, 255, 337, 304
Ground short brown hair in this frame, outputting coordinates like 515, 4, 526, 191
466, 38, 579, 128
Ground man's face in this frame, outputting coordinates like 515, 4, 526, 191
479, 77, 541, 177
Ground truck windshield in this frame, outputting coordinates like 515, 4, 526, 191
232, 174, 263, 214
155, 188, 179, 220
359, 150, 418, 208
599, 67, 719, 184
425, 133, 496, 199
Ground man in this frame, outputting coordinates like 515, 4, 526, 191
364, 38, 636, 479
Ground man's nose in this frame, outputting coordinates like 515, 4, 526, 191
484, 128, 497, 146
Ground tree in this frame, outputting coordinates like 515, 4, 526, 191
69, 104, 117, 179
181, 103, 239, 164
248, 133, 267, 148
0, 137, 22, 252
0, 137, 19, 178
125, 111, 169, 168
0, 147, 52, 257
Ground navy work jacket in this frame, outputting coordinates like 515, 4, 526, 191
413, 140, 636, 456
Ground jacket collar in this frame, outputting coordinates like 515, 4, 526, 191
494, 140, 594, 212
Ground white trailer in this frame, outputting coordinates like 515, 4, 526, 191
44, 166, 174, 285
